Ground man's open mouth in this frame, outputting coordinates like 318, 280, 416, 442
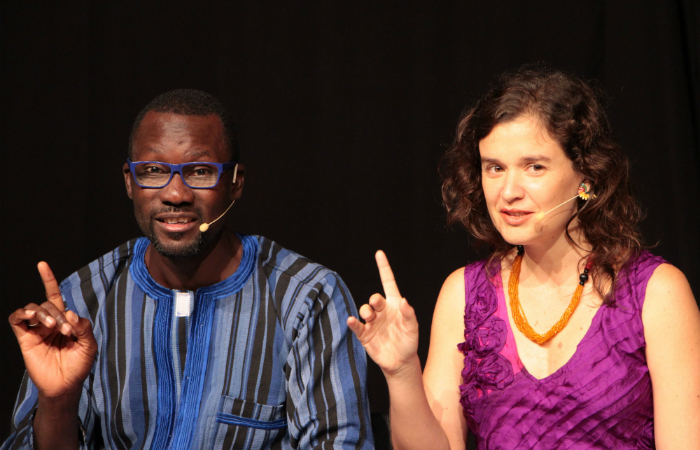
159, 217, 196, 224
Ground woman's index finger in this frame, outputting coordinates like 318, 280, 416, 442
37, 261, 65, 311
375, 250, 402, 299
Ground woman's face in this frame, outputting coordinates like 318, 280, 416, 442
479, 115, 584, 248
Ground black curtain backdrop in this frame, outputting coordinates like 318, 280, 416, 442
2, 1, 699, 445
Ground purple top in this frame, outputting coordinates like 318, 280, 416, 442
458, 251, 665, 449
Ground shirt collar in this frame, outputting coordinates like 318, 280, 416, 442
130, 234, 258, 299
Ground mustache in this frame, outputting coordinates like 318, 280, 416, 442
150, 206, 203, 218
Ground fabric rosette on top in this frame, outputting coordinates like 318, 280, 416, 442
458, 267, 514, 416
464, 290, 498, 333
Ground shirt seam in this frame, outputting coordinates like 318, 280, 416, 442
61, 247, 135, 292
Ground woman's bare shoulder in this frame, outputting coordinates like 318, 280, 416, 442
433, 267, 467, 318
642, 262, 699, 355
643, 263, 696, 321
442, 267, 466, 296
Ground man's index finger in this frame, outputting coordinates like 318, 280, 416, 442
375, 250, 401, 299
37, 261, 65, 311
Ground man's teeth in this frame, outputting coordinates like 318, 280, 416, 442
164, 218, 192, 224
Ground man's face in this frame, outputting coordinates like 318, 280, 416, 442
124, 111, 243, 258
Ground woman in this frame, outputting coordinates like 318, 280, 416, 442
347, 67, 700, 449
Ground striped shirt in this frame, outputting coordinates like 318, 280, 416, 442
4, 235, 373, 449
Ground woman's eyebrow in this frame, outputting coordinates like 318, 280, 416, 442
521, 155, 553, 164
480, 157, 501, 165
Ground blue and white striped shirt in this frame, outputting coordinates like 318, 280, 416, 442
4, 235, 373, 449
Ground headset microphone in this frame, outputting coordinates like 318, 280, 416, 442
199, 164, 238, 232
534, 182, 595, 222
534, 194, 580, 222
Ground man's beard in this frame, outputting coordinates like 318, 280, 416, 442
138, 206, 209, 258
148, 224, 208, 258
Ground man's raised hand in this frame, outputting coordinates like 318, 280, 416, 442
347, 251, 420, 377
8, 262, 97, 399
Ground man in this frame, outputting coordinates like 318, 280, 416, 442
5, 90, 373, 449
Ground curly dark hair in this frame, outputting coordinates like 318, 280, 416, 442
440, 66, 643, 304
129, 89, 238, 162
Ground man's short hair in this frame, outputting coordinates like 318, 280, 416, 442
129, 89, 238, 162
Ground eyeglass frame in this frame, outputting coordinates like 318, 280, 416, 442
126, 159, 238, 189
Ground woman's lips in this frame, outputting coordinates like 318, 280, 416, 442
500, 210, 533, 225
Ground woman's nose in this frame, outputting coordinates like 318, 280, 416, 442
501, 172, 525, 202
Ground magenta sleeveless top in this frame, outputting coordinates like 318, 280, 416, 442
458, 251, 664, 449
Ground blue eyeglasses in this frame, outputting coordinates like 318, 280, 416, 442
126, 159, 237, 189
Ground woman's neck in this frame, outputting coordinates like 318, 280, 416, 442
519, 227, 591, 286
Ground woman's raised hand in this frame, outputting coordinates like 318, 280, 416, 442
347, 251, 420, 377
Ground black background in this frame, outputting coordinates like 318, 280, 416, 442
2, 1, 699, 445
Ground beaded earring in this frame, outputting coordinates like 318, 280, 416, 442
577, 182, 596, 200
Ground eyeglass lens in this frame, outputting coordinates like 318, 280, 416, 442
134, 162, 221, 188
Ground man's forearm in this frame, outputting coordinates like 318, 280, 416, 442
33, 392, 81, 450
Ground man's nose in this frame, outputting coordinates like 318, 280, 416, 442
160, 173, 195, 205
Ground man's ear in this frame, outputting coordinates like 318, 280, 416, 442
124, 163, 134, 199
231, 163, 245, 201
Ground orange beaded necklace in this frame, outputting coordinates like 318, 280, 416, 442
508, 246, 592, 345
